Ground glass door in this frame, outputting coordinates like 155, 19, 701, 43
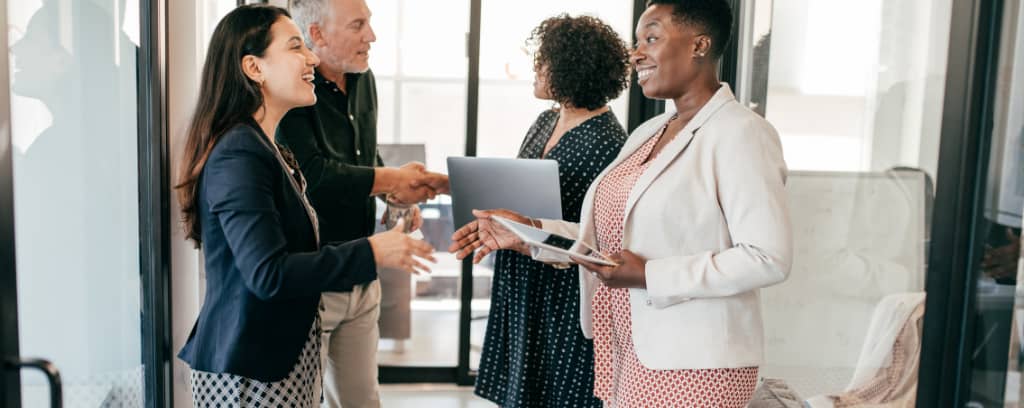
1, 0, 147, 406
732, 0, 955, 404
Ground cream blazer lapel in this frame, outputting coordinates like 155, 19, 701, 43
622, 86, 735, 229
573, 111, 673, 248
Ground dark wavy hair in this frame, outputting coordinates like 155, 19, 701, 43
176, 4, 290, 246
646, 0, 732, 58
528, 15, 630, 110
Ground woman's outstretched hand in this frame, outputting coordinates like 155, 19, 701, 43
449, 209, 531, 263
368, 220, 436, 274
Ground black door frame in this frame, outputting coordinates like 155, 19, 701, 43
0, 0, 21, 404
917, 0, 1006, 406
138, 0, 173, 406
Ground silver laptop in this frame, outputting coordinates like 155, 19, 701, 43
447, 157, 562, 230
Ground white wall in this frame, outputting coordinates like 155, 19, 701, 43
167, 0, 204, 406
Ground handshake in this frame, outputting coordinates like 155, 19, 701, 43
379, 162, 450, 205
368, 162, 449, 275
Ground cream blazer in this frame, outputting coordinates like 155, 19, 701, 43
536, 85, 792, 370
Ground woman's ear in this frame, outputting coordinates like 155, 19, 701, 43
241, 54, 263, 85
694, 34, 712, 58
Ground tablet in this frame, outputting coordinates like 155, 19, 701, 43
447, 157, 562, 230
491, 215, 617, 267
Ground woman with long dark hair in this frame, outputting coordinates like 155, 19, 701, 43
175, 5, 433, 406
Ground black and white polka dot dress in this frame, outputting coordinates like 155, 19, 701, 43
474, 110, 626, 407
190, 314, 322, 407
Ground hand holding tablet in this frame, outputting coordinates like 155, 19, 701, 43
490, 215, 617, 267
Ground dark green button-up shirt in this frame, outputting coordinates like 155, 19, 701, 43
277, 69, 383, 244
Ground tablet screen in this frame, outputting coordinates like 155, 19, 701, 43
542, 234, 575, 251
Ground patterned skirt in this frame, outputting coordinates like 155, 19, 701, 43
190, 316, 322, 407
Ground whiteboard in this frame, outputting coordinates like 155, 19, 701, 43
760, 170, 930, 397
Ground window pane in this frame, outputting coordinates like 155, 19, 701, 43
399, 81, 466, 173
398, 0, 468, 78
371, 0, 468, 368
476, 1, 632, 162
763, 0, 949, 175
476, 82, 551, 159
9, 0, 143, 405
376, 81, 466, 366
736, 0, 954, 401
376, 78, 397, 143
366, 0, 398, 77
479, 0, 633, 81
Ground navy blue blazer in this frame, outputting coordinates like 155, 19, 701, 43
178, 121, 377, 382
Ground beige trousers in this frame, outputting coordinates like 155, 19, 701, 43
319, 280, 382, 408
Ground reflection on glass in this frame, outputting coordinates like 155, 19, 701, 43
760, 0, 951, 174
741, 0, 953, 405
967, 1, 1024, 405
763, 170, 932, 403
9, 0, 142, 405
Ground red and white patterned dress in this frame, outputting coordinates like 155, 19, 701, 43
590, 120, 759, 407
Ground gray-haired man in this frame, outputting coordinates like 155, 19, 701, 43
279, 0, 448, 406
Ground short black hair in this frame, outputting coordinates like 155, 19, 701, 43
646, 0, 733, 58
528, 15, 630, 110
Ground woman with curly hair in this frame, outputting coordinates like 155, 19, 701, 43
454, 1, 792, 406
453, 14, 630, 408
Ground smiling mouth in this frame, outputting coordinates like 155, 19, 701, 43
637, 67, 655, 82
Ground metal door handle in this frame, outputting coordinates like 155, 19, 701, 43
4, 357, 62, 408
